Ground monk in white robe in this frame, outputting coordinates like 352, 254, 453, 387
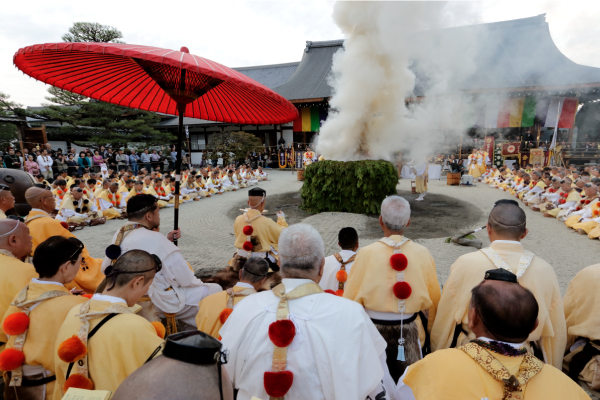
319, 227, 358, 293
221, 224, 394, 400
101, 194, 221, 327
397, 270, 590, 400
430, 200, 566, 369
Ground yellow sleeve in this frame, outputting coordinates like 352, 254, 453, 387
542, 281, 568, 369
425, 255, 441, 332
343, 249, 368, 306
276, 216, 288, 228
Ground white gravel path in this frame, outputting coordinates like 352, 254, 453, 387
74, 170, 599, 294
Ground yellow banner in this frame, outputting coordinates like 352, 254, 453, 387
509, 97, 525, 127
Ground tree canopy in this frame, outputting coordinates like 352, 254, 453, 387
0, 92, 22, 150
62, 22, 124, 43
207, 131, 264, 164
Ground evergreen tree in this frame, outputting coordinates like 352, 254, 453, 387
0, 92, 22, 149
62, 22, 123, 43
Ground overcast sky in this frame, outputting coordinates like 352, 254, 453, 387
2, 0, 599, 107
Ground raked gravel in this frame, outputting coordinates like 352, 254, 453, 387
74, 169, 599, 294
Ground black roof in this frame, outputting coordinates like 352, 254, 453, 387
0, 115, 26, 124
271, 14, 600, 101
412, 14, 600, 95
273, 40, 342, 101
234, 62, 300, 89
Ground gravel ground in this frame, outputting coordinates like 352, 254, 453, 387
73, 169, 600, 398
75, 169, 599, 294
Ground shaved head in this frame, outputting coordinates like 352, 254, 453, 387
470, 280, 539, 343
105, 249, 158, 290
112, 356, 233, 400
488, 203, 526, 240
0, 220, 32, 259
25, 186, 55, 213
0, 189, 15, 212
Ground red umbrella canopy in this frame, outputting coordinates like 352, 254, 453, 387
13, 42, 298, 124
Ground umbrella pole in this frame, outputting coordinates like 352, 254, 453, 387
174, 103, 185, 245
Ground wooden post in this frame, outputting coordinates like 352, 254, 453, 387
16, 123, 25, 155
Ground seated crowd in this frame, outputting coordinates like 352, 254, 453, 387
0, 164, 268, 226
483, 163, 600, 240
0, 187, 598, 399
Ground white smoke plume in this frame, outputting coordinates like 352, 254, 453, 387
318, 2, 484, 162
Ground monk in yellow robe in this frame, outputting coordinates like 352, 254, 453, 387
344, 195, 441, 381
196, 257, 267, 338
563, 264, 600, 389
397, 271, 590, 400
0, 236, 87, 399
146, 178, 172, 208
229, 187, 287, 273
24, 187, 104, 294
0, 219, 38, 352
96, 183, 124, 219
53, 250, 164, 399
431, 201, 566, 369
565, 183, 599, 229
180, 175, 202, 201
545, 178, 581, 219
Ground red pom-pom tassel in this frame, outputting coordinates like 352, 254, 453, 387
264, 370, 294, 397
0, 348, 25, 371
390, 253, 408, 271
242, 225, 254, 236
57, 335, 88, 363
242, 241, 254, 252
335, 289, 344, 296
3, 312, 30, 336
60, 221, 70, 230
393, 281, 412, 300
268, 320, 296, 348
559, 199, 566, 204
324, 289, 336, 295
336, 270, 348, 283
64, 374, 94, 392
219, 308, 233, 324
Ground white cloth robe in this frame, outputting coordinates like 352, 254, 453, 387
319, 250, 356, 292
221, 278, 395, 400
101, 223, 220, 320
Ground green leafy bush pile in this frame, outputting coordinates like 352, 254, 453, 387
301, 160, 398, 214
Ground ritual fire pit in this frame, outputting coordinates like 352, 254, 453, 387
300, 160, 398, 214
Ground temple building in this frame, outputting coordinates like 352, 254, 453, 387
22, 14, 600, 164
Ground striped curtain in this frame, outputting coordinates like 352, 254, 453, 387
293, 107, 328, 132
478, 96, 578, 129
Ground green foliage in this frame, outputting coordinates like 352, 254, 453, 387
207, 131, 264, 163
301, 160, 398, 214
62, 22, 124, 43
0, 91, 22, 149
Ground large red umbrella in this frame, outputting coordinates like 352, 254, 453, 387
13, 42, 298, 243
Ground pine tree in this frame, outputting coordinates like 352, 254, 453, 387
62, 22, 123, 43
0, 92, 22, 149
